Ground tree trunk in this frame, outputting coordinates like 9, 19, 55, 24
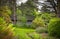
57, 0, 60, 17
9, 0, 17, 24
13, 2, 17, 24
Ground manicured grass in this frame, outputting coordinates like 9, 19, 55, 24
14, 27, 35, 33
14, 27, 36, 39
14, 27, 58, 39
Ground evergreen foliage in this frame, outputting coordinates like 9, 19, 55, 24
48, 18, 60, 38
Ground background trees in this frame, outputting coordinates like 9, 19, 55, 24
40, 0, 60, 17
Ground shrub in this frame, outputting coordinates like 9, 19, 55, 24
31, 13, 56, 29
48, 18, 60, 38
32, 17, 45, 28
40, 13, 56, 26
36, 27, 48, 33
28, 24, 36, 29
40, 35, 58, 39
0, 18, 15, 39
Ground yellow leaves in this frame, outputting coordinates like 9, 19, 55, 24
0, 6, 14, 39
8, 24, 15, 31
0, 6, 11, 15
0, 6, 12, 23
0, 22, 14, 39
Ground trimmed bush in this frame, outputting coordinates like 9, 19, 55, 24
48, 18, 60, 38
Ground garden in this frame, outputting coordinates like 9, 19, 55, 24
0, 0, 60, 39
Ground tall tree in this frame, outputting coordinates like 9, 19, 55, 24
9, 0, 17, 24
47, 0, 60, 17
17, 0, 38, 16
57, 0, 60, 17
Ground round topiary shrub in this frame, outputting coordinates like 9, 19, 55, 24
48, 18, 60, 38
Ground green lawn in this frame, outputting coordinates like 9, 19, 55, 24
14, 27, 58, 39
14, 27, 39, 39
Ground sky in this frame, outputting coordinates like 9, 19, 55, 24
16, 0, 46, 4
16, 0, 28, 5
16, 0, 46, 6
